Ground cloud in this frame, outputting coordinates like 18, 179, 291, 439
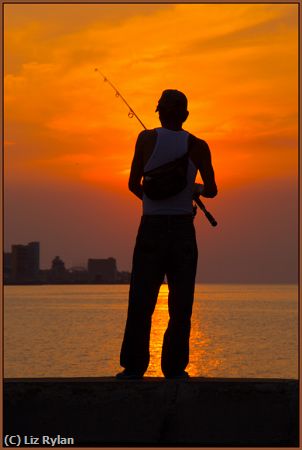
4, 3, 298, 284
4, 3, 298, 190
184, 6, 297, 54
4, 4, 174, 73
5, 4, 173, 34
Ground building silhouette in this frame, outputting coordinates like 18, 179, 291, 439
88, 258, 117, 283
48, 256, 68, 283
11, 241, 40, 283
4, 241, 131, 285
68, 266, 90, 284
51, 256, 66, 275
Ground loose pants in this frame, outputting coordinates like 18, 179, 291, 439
120, 214, 198, 377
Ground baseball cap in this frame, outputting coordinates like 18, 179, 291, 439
155, 89, 188, 112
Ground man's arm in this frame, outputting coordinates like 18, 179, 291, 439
190, 136, 218, 198
128, 131, 145, 200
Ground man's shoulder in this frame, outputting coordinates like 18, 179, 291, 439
138, 128, 157, 139
136, 128, 157, 149
135, 129, 157, 165
188, 133, 210, 155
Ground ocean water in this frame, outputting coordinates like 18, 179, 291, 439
4, 284, 298, 379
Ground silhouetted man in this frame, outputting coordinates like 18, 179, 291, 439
117, 90, 217, 379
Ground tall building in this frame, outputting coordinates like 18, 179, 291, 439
11, 241, 40, 282
88, 257, 117, 283
47, 256, 68, 283
51, 256, 66, 275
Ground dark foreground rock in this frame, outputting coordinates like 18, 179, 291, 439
4, 377, 299, 447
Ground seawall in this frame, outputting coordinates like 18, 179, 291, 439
4, 377, 299, 447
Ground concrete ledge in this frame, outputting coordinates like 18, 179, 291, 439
4, 377, 299, 446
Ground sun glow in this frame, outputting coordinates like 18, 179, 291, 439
4, 3, 298, 284
146, 284, 223, 377
5, 3, 297, 191
146, 284, 169, 377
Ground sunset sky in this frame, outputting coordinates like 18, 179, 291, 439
4, 3, 298, 283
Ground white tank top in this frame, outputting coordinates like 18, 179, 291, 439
143, 127, 198, 215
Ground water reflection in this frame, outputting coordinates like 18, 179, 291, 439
4, 284, 298, 379
145, 284, 223, 377
145, 284, 169, 377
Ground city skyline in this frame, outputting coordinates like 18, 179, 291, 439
4, 240, 125, 271
4, 3, 298, 284
4, 240, 131, 284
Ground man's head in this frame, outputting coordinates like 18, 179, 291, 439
156, 89, 189, 128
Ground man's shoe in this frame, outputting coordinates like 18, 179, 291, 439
165, 371, 190, 380
116, 370, 144, 380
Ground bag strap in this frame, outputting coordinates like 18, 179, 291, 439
143, 130, 192, 175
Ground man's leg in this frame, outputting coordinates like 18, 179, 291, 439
120, 220, 166, 375
161, 221, 198, 377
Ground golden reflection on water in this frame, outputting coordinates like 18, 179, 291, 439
145, 284, 169, 377
4, 284, 298, 378
145, 284, 222, 377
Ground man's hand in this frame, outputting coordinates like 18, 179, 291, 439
193, 183, 204, 196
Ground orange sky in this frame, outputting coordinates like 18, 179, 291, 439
4, 3, 299, 282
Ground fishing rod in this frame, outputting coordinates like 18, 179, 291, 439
95, 68, 146, 129
95, 68, 217, 227
193, 195, 217, 227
